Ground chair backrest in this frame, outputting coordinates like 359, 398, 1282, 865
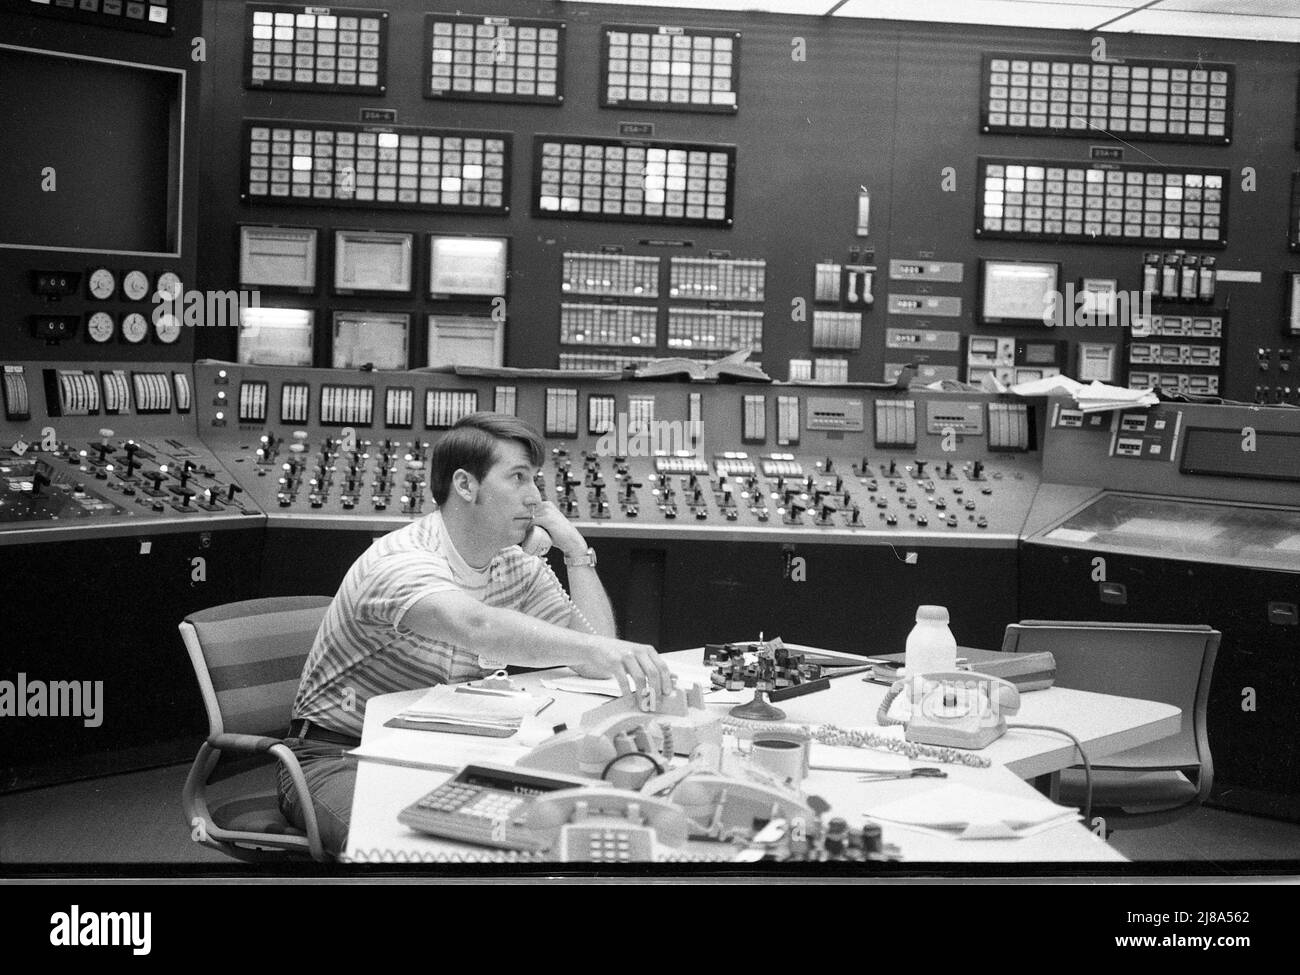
180, 596, 332, 737
1001, 620, 1219, 771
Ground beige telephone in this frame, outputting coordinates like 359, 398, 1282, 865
525, 786, 689, 861
667, 771, 815, 842
877, 671, 1020, 749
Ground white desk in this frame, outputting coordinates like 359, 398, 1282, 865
345, 650, 1180, 865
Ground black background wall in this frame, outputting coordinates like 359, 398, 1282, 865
193, 0, 1300, 396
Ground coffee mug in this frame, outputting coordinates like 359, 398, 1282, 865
741, 732, 811, 787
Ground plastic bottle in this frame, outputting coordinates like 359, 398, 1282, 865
904, 605, 957, 677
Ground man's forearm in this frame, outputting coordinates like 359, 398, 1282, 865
404, 594, 611, 670
563, 564, 617, 637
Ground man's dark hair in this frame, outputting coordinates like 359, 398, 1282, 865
429, 412, 545, 506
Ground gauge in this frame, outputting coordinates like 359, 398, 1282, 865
122, 312, 149, 344
154, 311, 182, 344
123, 270, 150, 302
88, 268, 116, 300
86, 311, 116, 343
155, 271, 183, 303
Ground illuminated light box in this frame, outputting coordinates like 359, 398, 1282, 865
601, 24, 740, 114
428, 235, 509, 298
333, 230, 414, 294
243, 119, 511, 213
239, 225, 318, 291
244, 4, 389, 95
976, 156, 1229, 247
238, 308, 314, 366
425, 14, 565, 105
427, 315, 504, 368
533, 134, 736, 228
980, 54, 1233, 145
979, 259, 1062, 327
332, 311, 410, 370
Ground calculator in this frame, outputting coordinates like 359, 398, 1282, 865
397, 764, 588, 851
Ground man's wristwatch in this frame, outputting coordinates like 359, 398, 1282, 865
564, 546, 598, 568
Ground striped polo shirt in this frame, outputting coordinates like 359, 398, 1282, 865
291, 511, 593, 737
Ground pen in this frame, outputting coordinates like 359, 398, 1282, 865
534, 698, 554, 716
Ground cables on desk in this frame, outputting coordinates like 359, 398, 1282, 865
1006, 722, 1093, 829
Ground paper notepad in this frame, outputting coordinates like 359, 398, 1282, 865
384, 684, 551, 737
863, 783, 1080, 839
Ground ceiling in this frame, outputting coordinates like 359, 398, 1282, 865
560, 1, 1300, 43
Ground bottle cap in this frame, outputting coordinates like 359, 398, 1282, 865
915, 605, 949, 623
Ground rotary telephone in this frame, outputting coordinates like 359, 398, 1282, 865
877, 671, 1020, 749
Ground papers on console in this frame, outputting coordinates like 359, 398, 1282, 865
863, 782, 1080, 839
384, 683, 551, 736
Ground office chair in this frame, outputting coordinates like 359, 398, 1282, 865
179, 595, 334, 862
1001, 620, 1220, 832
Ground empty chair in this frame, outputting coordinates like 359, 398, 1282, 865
179, 595, 333, 862
1002, 620, 1220, 831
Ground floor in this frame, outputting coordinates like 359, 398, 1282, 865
1, 760, 1298, 871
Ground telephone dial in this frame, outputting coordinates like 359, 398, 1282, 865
877, 671, 1020, 749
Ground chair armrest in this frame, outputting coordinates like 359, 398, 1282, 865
267, 742, 328, 862
207, 732, 283, 754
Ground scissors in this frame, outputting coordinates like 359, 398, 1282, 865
857, 767, 948, 782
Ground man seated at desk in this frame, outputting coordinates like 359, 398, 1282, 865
279, 412, 674, 854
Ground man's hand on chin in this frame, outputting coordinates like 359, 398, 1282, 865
526, 500, 588, 559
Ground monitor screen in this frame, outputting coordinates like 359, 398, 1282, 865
239, 225, 318, 290
333, 230, 414, 294
0, 44, 184, 256
238, 308, 314, 366
332, 311, 410, 370
979, 259, 1061, 326
428, 235, 509, 298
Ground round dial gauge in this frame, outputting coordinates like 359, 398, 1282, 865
122, 312, 149, 344
154, 312, 182, 344
123, 270, 150, 302
87, 311, 116, 343
155, 271, 183, 303
88, 267, 116, 300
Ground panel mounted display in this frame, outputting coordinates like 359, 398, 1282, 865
238, 225, 318, 291
425, 13, 564, 104
0, 44, 184, 256
332, 311, 409, 370
980, 54, 1232, 144
601, 24, 739, 114
978, 259, 1062, 327
533, 134, 735, 227
976, 157, 1229, 247
333, 230, 413, 294
243, 119, 511, 213
244, 4, 388, 94
428, 234, 509, 298
237, 307, 314, 366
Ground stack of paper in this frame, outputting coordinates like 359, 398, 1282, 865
1073, 380, 1159, 412
385, 684, 550, 738
863, 782, 1080, 839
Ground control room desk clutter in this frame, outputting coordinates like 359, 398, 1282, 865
344, 648, 1180, 864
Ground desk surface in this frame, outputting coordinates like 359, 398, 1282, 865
345, 649, 1180, 865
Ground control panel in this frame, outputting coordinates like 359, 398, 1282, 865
0, 361, 261, 541
193, 362, 1044, 543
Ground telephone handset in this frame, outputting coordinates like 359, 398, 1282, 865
525, 786, 690, 860
668, 772, 814, 841
877, 671, 1020, 750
